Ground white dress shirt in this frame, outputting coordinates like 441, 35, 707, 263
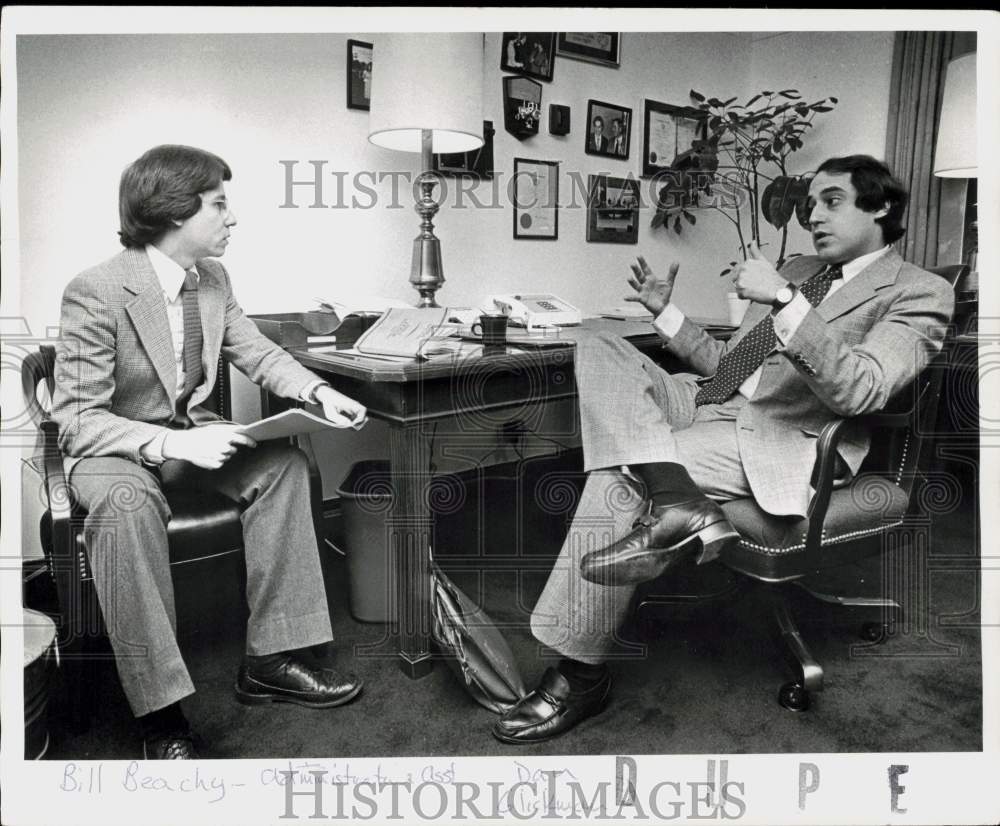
653, 246, 890, 399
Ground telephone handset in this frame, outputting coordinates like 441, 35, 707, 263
488, 294, 582, 329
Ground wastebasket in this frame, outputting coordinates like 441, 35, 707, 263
23, 608, 58, 759
337, 461, 396, 623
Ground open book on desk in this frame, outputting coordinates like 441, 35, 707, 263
351, 307, 463, 359
236, 408, 365, 440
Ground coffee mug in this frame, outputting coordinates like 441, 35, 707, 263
472, 313, 508, 352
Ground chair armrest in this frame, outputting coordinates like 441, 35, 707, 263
804, 410, 913, 550
39, 419, 73, 526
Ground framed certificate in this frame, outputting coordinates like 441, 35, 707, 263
512, 158, 559, 240
641, 99, 707, 179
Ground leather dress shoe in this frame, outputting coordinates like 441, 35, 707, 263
580, 496, 738, 586
143, 729, 199, 760
234, 653, 363, 709
492, 667, 611, 744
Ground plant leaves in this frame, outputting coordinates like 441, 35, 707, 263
651, 209, 667, 229
811, 105, 833, 112
723, 96, 738, 106
690, 90, 706, 102
746, 94, 762, 107
673, 215, 682, 234
684, 210, 696, 225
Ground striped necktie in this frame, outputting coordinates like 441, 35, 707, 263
694, 264, 843, 407
181, 269, 203, 396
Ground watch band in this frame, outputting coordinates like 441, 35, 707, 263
771, 282, 798, 312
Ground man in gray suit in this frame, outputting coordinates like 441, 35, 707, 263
493, 155, 955, 744
52, 145, 368, 758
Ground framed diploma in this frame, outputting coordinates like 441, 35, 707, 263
512, 158, 559, 240
641, 99, 707, 179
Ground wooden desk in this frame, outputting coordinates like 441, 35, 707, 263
280, 317, 731, 678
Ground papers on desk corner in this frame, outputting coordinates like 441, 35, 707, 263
599, 305, 654, 321
238, 408, 365, 440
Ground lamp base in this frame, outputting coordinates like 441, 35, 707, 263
411, 236, 443, 308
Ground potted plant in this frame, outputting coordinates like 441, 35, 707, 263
651, 88, 838, 276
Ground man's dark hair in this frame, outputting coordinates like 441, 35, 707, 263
118, 145, 232, 248
815, 155, 908, 244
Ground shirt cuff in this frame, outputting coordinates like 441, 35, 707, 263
652, 303, 686, 339
301, 380, 330, 405
140, 431, 168, 466
773, 292, 811, 345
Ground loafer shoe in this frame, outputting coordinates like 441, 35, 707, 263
143, 729, 199, 760
580, 497, 738, 586
492, 667, 611, 744
234, 654, 363, 709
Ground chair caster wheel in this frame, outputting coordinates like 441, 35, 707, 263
860, 622, 887, 643
778, 681, 811, 712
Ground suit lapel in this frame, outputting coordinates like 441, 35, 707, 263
817, 249, 902, 321
122, 249, 177, 402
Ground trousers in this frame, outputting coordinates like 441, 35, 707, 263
531, 332, 753, 664
68, 441, 334, 716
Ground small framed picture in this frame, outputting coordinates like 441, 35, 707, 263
585, 100, 632, 160
641, 99, 708, 179
433, 121, 496, 180
346, 39, 373, 111
500, 33, 556, 83
587, 174, 640, 244
556, 33, 621, 68
513, 158, 559, 240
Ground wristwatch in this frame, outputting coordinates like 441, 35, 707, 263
771, 282, 798, 312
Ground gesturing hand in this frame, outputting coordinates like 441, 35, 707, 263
162, 423, 257, 470
625, 255, 679, 317
732, 241, 786, 304
315, 385, 368, 430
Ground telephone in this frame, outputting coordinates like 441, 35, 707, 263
488, 294, 582, 329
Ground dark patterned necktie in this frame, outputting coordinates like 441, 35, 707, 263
181, 270, 203, 396
694, 265, 843, 406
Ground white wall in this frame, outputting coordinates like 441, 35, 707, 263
14, 30, 896, 497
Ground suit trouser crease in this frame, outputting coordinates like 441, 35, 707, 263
70, 442, 333, 716
531, 332, 753, 664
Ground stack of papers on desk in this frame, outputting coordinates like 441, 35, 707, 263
599, 305, 654, 321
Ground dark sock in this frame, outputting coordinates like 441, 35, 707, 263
631, 462, 698, 506
557, 658, 609, 691
138, 702, 188, 737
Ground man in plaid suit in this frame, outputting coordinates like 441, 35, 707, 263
52, 145, 368, 758
494, 155, 955, 745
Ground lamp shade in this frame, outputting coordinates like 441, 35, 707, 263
368, 33, 484, 154
933, 52, 977, 178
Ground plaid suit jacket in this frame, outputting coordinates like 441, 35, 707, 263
664, 249, 955, 516
51, 247, 321, 465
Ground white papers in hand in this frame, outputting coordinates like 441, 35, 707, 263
238, 408, 365, 440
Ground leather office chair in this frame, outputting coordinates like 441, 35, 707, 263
20, 345, 325, 731
636, 264, 967, 712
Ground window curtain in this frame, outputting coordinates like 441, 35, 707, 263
884, 32, 962, 269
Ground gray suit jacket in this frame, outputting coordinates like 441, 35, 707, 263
51, 247, 321, 466
665, 249, 955, 516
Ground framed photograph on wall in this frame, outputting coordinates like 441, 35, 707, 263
433, 121, 496, 180
500, 33, 556, 82
556, 33, 620, 68
513, 158, 559, 240
585, 99, 632, 160
587, 174, 639, 244
346, 39, 373, 111
641, 99, 707, 178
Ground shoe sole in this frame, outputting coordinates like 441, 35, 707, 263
490, 694, 611, 745
693, 519, 740, 564
234, 680, 363, 709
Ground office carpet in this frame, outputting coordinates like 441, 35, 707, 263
40, 452, 982, 760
